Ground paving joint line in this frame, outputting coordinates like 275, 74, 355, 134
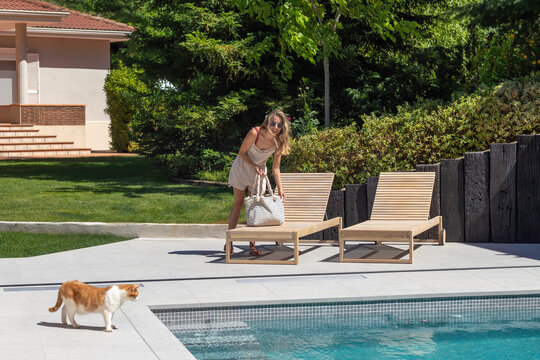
2, 265, 540, 289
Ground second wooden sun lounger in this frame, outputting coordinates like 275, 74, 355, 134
339, 172, 445, 264
226, 173, 342, 265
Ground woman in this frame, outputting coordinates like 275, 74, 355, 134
227, 109, 291, 256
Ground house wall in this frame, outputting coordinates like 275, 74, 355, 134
0, 35, 112, 150
29, 37, 111, 150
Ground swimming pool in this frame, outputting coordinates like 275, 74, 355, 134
153, 294, 540, 360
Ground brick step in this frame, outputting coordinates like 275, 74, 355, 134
0, 135, 58, 143
0, 148, 92, 157
0, 129, 40, 136
0, 123, 35, 130
0, 142, 75, 150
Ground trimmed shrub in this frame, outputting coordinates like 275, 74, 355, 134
104, 63, 149, 152
161, 149, 236, 182
285, 126, 364, 189
285, 74, 540, 188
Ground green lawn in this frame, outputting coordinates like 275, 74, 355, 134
0, 156, 236, 223
0, 232, 131, 258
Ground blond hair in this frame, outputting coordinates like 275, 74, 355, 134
261, 109, 291, 155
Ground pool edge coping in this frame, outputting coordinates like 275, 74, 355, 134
130, 290, 540, 359
147, 289, 540, 310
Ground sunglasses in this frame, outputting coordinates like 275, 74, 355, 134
269, 121, 284, 129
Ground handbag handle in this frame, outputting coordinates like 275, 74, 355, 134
251, 173, 278, 201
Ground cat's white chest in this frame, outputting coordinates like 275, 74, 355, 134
104, 286, 125, 312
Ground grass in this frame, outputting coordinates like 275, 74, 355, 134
0, 156, 237, 223
0, 232, 131, 258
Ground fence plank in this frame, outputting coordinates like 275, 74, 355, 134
490, 143, 517, 242
517, 135, 540, 243
464, 150, 490, 242
323, 189, 345, 241
366, 177, 378, 219
416, 164, 441, 239
345, 184, 368, 227
441, 158, 465, 242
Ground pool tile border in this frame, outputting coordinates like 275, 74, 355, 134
152, 293, 540, 330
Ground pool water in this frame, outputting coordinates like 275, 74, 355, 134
174, 309, 540, 360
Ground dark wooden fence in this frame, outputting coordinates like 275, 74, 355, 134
317, 134, 540, 243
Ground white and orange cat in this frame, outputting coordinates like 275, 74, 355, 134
49, 280, 139, 332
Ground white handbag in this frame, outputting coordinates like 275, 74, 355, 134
245, 173, 285, 227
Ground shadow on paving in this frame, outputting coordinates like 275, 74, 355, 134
37, 321, 105, 332
467, 243, 540, 261
168, 244, 422, 263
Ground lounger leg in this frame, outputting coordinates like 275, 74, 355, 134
225, 235, 231, 263
438, 217, 444, 245
293, 233, 299, 265
338, 218, 344, 262
408, 234, 414, 264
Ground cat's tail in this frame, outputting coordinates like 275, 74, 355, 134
48, 291, 63, 312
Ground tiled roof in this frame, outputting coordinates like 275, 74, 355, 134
0, 0, 58, 11
0, 0, 134, 32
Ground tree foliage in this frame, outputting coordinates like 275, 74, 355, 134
52, 0, 540, 181
104, 62, 149, 152
286, 74, 540, 188
234, 0, 420, 126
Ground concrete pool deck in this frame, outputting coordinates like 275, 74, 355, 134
1, 236, 539, 359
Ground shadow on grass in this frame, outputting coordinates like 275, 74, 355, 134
49, 184, 229, 199
0, 157, 156, 182
0, 157, 231, 199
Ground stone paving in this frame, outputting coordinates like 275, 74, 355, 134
1, 235, 539, 359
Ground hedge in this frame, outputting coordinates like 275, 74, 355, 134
285, 73, 540, 189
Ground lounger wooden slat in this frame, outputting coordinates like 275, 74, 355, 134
340, 172, 445, 264
226, 173, 342, 265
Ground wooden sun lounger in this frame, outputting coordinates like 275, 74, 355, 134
339, 172, 445, 264
226, 173, 342, 265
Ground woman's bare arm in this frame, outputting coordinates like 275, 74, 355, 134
238, 128, 264, 175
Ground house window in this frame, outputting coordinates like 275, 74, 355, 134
0, 60, 16, 105
0, 50, 39, 105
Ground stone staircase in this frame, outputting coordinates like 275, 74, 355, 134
0, 123, 91, 157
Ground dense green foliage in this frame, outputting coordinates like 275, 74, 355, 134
52, 0, 540, 184
285, 75, 540, 188
104, 62, 149, 151
460, 0, 539, 87
112, 0, 283, 175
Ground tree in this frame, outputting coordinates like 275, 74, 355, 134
457, 0, 539, 86
235, 0, 419, 127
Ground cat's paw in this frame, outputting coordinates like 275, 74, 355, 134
72, 324, 80, 329
105, 328, 113, 332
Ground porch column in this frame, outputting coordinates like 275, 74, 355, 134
15, 23, 28, 104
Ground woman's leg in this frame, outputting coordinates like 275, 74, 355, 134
227, 188, 261, 256
228, 188, 245, 230
226, 188, 245, 254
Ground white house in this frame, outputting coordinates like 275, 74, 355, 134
0, 0, 133, 154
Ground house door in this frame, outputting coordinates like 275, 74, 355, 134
0, 61, 16, 105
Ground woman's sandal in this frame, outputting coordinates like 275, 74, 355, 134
223, 245, 234, 254
249, 247, 262, 256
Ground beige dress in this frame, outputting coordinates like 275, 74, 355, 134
228, 128, 275, 192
